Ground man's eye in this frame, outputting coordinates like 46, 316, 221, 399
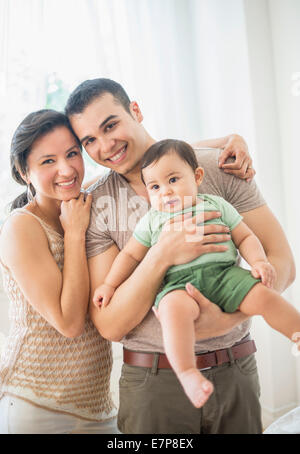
105, 122, 116, 132
67, 151, 78, 158
85, 138, 95, 147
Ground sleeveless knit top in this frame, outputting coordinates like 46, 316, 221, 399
0, 209, 116, 421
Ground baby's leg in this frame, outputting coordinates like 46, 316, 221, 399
239, 283, 300, 343
157, 289, 213, 408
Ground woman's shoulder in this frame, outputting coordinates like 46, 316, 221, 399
0, 209, 48, 265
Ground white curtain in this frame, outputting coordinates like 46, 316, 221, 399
0, 0, 46, 218
0, 0, 299, 427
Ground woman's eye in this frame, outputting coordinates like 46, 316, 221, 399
42, 159, 54, 165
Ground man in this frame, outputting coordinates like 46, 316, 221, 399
65, 78, 295, 434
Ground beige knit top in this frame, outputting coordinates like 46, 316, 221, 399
0, 209, 116, 422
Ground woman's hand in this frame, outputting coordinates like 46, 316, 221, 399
218, 134, 256, 182
157, 211, 231, 268
185, 283, 250, 339
59, 192, 92, 236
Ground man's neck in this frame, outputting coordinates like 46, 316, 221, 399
120, 135, 155, 198
123, 170, 149, 199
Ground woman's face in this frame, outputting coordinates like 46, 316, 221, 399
26, 126, 84, 203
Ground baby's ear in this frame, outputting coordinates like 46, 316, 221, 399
195, 167, 204, 186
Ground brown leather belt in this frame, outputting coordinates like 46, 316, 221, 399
123, 335, 256, 370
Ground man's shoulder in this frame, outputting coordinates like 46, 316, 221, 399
193, 147, 221, 168
87, 170, 122, 199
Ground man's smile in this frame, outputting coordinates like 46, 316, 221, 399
106, 145, 127, 163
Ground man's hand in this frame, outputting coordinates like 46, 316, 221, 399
218, 134, 256, 182
185, 283, 250, 339
158, 211, 231, 268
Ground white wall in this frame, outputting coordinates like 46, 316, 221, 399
0, 0, 299, 428
244, 0, 300, 426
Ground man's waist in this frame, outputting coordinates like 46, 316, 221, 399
123, 334, 256, 371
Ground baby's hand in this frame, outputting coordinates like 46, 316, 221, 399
93, 284, 116, 308
251, 261, 276, 288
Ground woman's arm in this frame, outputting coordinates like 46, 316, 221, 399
0, 195, 92, 338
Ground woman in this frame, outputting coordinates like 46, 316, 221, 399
0, 110, 118, 434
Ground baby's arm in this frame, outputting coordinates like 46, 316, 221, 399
231, 221, 276, 288
93, 237, 150, 307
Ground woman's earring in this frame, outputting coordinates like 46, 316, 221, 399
27, 184, 35, 203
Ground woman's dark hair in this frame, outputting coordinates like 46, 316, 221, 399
10, 109, 81, 211
140, 139, 199, 184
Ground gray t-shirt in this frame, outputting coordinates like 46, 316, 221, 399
86, 148, 266, 353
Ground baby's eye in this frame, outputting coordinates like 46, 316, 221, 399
169, 177, 178, 183
151, 184, 160, 190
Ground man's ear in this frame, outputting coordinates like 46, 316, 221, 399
129, 101, 143, 123
195, 166, 204, 186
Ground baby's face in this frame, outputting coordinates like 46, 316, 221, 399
142, 152, 203, 212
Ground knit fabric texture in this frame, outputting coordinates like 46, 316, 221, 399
0, 209, 116, 421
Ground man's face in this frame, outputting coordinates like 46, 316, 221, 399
69, 93, 153, 177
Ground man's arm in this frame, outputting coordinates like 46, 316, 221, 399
88, 243, 170, 341
241, 205, 296, 293
189, 204, 295, 339
192, 133, 255, 182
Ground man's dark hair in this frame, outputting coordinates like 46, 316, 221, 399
140, 139, 198, 184
65, 78, 131, 117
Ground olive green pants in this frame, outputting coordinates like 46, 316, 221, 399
118, 353, 262, 434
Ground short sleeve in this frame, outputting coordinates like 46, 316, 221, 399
217, 197, 243, 230
194, 149, 266, 213
133, 211, 152, 247
86, 202, 115, 258
223, 176, 266, 214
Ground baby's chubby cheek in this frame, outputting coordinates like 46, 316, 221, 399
149, 195, 160, 210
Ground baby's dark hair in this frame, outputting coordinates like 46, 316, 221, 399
140, 139, 198, 184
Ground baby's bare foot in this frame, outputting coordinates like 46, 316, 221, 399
178, 368, 214, 408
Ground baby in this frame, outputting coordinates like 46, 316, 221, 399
93, 139, 300, 408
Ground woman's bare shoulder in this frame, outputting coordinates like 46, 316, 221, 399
0, 210, 48, 266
